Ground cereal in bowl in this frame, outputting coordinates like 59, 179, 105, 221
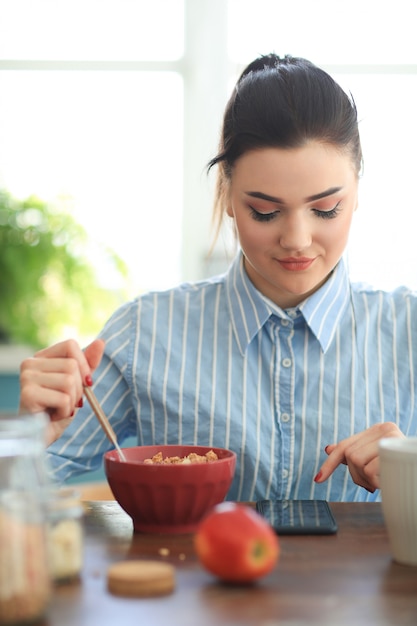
143, 450, 218, 465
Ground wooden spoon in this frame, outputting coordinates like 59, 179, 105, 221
83, 386, 126, 462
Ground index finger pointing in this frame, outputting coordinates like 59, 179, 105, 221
314, 446, 348, 483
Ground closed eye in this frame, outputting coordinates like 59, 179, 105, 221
249, 207, 278, 222
313, 201, 342, 219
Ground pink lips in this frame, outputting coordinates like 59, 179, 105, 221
277, 257, 315, 271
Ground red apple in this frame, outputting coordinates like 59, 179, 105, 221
194, 502, 280, 583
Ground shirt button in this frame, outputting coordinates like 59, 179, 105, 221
281, 413, 290, 422
282, 469, 289, 479
281, 319, 289, 327
282, 358, 292, 368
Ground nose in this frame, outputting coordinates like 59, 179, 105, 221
279, 214, 312, 252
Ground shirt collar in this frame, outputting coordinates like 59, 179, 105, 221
225, 253, 350, 354
298, 257, 351, 352
225, 253, 273, 355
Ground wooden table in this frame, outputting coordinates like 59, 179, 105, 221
43, 501, 417, 626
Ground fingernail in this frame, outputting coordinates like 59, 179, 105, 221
70, 411, 74, 417
314, 471, 322, 483
324, 445, 330, 454
85, 375, 93, 387
76, 398, 83, 408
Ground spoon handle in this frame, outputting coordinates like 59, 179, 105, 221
84, 386, 126, 462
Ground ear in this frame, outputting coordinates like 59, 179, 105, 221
353, 180, 360, 212
354, 192, 359, 212
220, 176, 234, 219
225, 183, 234, 218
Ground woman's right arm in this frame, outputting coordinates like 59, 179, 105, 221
19, 338, 105, 445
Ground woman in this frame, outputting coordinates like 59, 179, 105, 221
20, 54, 412, 502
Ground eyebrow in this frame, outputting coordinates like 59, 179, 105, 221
245, 186, 343, 204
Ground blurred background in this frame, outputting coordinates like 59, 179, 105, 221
1, 0, 417, 409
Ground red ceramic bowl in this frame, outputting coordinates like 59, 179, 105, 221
103, 445, 236, 533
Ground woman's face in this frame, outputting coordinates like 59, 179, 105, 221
227, 141, 358, 308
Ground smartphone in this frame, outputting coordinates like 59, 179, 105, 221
255, 499, 338, 535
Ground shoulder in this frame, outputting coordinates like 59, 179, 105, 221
350, 280, 417, 320
101, 274, 228, 332
351, 280, 417, 303
136, 273, 227, 310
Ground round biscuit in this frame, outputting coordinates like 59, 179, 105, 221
107, 560, 176, 597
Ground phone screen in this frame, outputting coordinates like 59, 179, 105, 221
256, 499, 338, 535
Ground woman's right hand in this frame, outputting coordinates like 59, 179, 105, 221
19, 338, 105, 445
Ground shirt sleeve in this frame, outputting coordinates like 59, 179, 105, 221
46, 300, 138, 483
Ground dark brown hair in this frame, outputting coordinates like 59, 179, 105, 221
208, 53, 362, 238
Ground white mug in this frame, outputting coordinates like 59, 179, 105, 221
379, 437, 417, 566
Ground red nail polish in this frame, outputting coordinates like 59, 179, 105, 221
314, 471, 322, 482
85, 375, 93, 387
76, 398, 83, 408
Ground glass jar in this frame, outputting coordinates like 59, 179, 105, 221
46, 487, 84, 583
0, 490, 51, 625
0, 412, 52, 493
0, 412, 55, 623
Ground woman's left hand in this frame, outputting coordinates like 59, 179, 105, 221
314, 422, 406, 492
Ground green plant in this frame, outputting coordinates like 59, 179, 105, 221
0, 189, 129, 349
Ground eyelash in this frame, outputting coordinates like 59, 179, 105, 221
313, 201, 342, 220
249, 201, 342, 222
249, 208, 276, 222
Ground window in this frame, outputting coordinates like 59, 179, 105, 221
1, 0, 416, 337
0, 0, 185, 295
227, 0, 417, 290
0, 0, 184, 61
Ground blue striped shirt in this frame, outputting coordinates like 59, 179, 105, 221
48, 252, 417, 502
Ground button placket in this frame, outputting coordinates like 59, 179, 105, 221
274, 323, 295, 496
